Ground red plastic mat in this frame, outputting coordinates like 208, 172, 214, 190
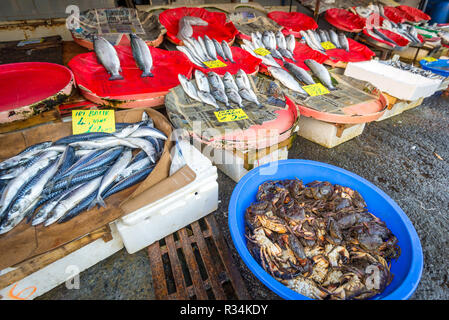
325, 8, 366, 32
383, 6, 409, 24
192, 46, 261, 76
364, 14, 411, 47
68, 45, 193, 98
158, 7, 238, 45
324, 38, 375, 63
0, 62, 73, 112
396, 5, 431, 22
267, 11, 318, 35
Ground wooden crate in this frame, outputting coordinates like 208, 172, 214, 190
147, 214, 250, 300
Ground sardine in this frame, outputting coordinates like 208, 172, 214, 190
197, 90, 220, 109
268, 66, 308, 96
304, 59, 336, 90
195, 70, 210, 93
284, 62, 315, 85
207, 71, 225, 92
178, 74, 202, 102
130, 33, 153, 77
93, 35, 123, 81
221, 40, 235, 63
204, 35, 217, 60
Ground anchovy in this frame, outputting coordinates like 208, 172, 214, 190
225, 88, 244, 108
284, 62, 315, 85
178, 74, 202, 102
304, 59, 336, 90
268, 66, 308, 96
93, 35, 123, 81
338, 32, 350, 52
197, 90, 220, 109
204, 35, 217, 60
223, 72, 239, 92
91, 149, 132, 208
213, 38, 226, 60
221, 40, 235, 63
207, 71, 225, 92
44, 176, 103, 226
286, 34, 296, 54
0, 141, 53, 170
195, 70, 210, 93
130, 33, 153, 77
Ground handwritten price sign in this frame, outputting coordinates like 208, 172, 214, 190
72, 110, 116, 135
321, 41, 336, 50
302, 83, 330, 96
214, 108, 249, 122
253, 47, 271, 56
203, 60, 227, 68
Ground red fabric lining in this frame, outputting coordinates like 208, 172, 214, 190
68, 46, 193, 97
383, 6, 409, 24
397, 5, 431, 22
267, 11, 318, 33
158, 7, 238, 45
324, 38, 375, 63
325, 8, 366, 32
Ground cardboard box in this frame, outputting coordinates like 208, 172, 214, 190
0, 108, 196, 270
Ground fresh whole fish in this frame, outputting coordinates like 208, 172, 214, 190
304, 59, 336, 90
235, 69, 251, 91
319, 30, 329, 43
204, 35, 218, 60
195, 70, 210, 93
101, 166, 154, 201
130, 33, 154, 77
211, 89, 230, 107
300, 31, 325, 53
275, 31, 287, 50
338, 32, 350, 52
178, 74, 202, 102
213, 38, 226, 60
55, 149, 108, 180
129, 126, 167, 140
181, 16, 208, 26
57, 190, 97, 224
225, 88, 244, 108
177, 46, 205, 68
207, 71, 225, 92
221, 40, 235, 63
123, 137, 157, 162
242, 44, 282, 67
328, 29, 341, 48
239, 88, 262, 107
270, 48, 285, 61
44, 176, 103, 227
198, 36, 212, 60
307, 30, 325, 52
284, 62, 315, 85
223, 72, 239, 92
50, 166, 109, 195
197, 90, 220, 109
92, 149, 132, 208
268, 66, 308, 96
286, 34, 296, 54
371, 27, 397, 47
93, 35, 123, 81
190, 38, 209, 62
0, 141, 53, 170
262, 31, 273, 50
278, 47, 296, 62
177, 18, 193, 41
53, 132, 113, 145
116, 158, 152, 183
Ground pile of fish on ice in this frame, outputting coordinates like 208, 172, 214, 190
92, 33, 154, 80
241, 31, 296, 68
178, 69, 261, 109
0, 113, 166, 234
268, 59, 336, 97
300, 29, 350, 53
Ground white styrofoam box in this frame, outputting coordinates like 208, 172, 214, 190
297, 117, 365, 148
0, 223, 123, 300
344, 60, 443, 101
197, 143, 289, 183
376, 97, 425, 121
115, 141, 219, 254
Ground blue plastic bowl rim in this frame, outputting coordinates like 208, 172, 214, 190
228, 159, 423, 300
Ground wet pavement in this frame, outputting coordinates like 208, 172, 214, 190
40, 92, 449, 300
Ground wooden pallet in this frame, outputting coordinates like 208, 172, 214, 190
147, 214, 250, 300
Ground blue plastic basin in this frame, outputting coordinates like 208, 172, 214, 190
228, 159, 423, 300
420, 58, 449, 77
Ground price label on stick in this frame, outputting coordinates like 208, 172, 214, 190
203, 60, 227, 68
321, 41, 336, 50
254, 47, 271, 56
214, 108, 249, 122
72, 110, 116, 135
302, 83, 330, 96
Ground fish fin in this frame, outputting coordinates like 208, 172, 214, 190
141, 71, 154, 78
109, 74, 124, 81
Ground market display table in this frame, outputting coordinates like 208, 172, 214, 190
147, 214, 250, 300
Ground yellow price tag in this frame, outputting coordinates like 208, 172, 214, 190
214, 108, 249, 122
302, 83, 330, 96
72, 110, 116, 135
422, 56, 437, 62
321, 41, 336, 50
203, 60, 227, 68
254, 47, 271, 56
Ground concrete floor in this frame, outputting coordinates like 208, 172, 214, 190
40, 91, 449, 300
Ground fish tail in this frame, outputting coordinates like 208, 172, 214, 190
109, 74, 124, 81
141, 71, 154, 78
